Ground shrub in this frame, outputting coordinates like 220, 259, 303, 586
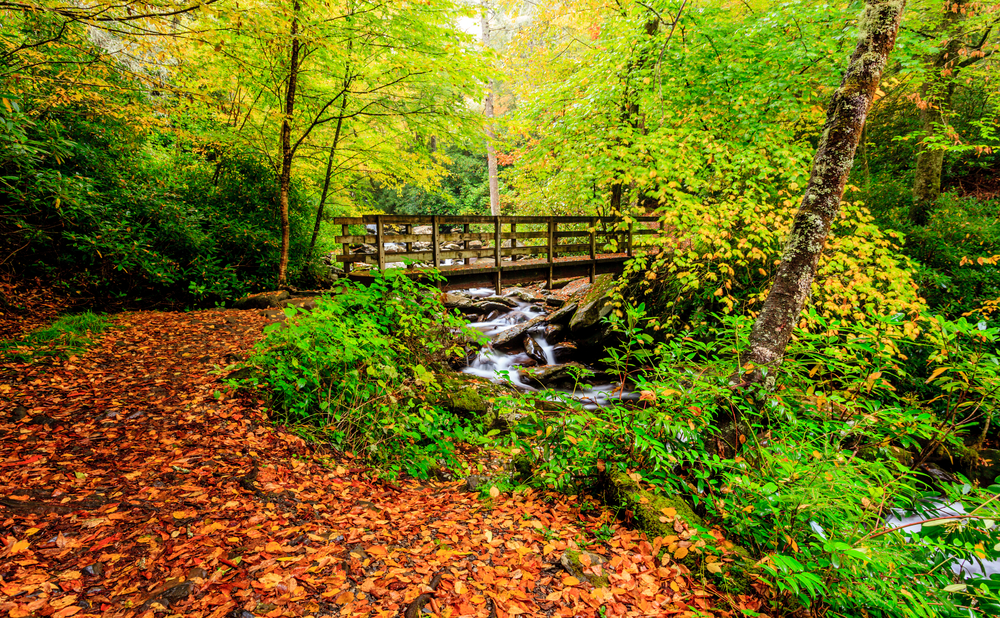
245, 271, 484, 477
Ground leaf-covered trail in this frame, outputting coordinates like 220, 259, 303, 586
1, 309, 753, 618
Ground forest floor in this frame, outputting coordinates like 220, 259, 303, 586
0, 307, 766, 618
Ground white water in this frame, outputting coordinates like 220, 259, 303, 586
886, 500, 1000, 579
458, 288, 635, 409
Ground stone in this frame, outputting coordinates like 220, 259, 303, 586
440, 292, 478, 311
543, 323, 565, 343
542, 277, 580, 290
482, 296, 519, 308
232, 290, 290, 310
524, 335, 547, 364
522, 363, 600, 389
568, 273, 615, 332
546, 302, 578, 325
413, 225, 432, 234
505, 287, 543, 303
492, 314, 547, 349
559, 550, 610, 587
551, 341, 577, 363
545, 297, 566, 307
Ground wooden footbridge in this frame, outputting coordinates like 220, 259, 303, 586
333, 215, 662, 292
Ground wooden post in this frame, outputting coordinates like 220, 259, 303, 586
627, 219, 634, 257
589, 216, 597, 283
493, 216, 502, 294
547, 217, 555, 289
342, 223, 352, 273
432, 215, 440, 269
511, 221, 517, 261
404, 223, 412, 269
463, 222, 470, 265
376, 216, 386, 272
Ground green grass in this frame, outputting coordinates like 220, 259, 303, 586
0, 312, 113, 362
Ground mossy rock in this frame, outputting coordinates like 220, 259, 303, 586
560, 549, 610, 587
428, 373, 514, 427
568, 274, 616, 332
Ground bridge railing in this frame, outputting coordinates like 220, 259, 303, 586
332, 215, 662, 272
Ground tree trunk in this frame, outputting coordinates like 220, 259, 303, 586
277, 0, 302, 288
481, 1, 500, 216
909, 0, 967, 226
308, 74, 352, 257
743, 0, 907, 384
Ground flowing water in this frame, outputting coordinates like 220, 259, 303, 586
458, 287, 638, 409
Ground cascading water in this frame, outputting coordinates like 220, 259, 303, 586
457, 287, 637, 409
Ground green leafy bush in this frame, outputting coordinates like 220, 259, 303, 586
246, 271, 483, 477
498, 305, 1000, 617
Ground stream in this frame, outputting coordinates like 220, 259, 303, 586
456, 287, 638, 409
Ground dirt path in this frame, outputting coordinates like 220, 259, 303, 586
0, 309, 757, 618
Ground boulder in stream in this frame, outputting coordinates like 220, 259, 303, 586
569, 273, 615, 332
551, 342, 577, 364
546, 302, 578, 325
523, 335, 547, 364
522, 362, 604, 389
492, 314, 547, 349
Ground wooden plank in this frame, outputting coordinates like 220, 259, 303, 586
334, 234, 380, 244
627, 220, 634, 257
376, 216, 386, 272
547, 217, 555, 288
503, 230, 548, 240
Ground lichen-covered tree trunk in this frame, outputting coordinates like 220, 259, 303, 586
743, 0, 906, 382
481, 1, 500, 217
277, 0, 302, 288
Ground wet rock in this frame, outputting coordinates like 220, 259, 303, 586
544, 324, 566, 343
475, 301, 513, 314
569, 273, 615, 332
551, 342, 577, 364
440, 292, 478, 311
546, 297, 567, 307
485, 310, 504, 321
492, 315, 547, 349
507, 352, 538, 368
522, 363, 601, 389
233, 290, 290, 310
426, 373, 512, 419
546, 302, 578, 325
505, 287, 543, 303
524, 335, 547, 364
482, 296, 519, 308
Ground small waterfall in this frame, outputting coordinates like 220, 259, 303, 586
457, 287, 633, 409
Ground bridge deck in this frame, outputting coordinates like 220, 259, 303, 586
333, 215, 662, 293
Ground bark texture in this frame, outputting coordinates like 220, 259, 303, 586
277, 0, 302, 288
481, 2, 500, 216
744, 0, 907, 381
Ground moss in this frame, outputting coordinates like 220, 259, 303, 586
429, 373, 510, 422
599, 468, 754, 595
561, 549, 610, 587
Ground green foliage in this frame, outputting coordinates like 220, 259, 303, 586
245, 271, 484, 477
370, 146, 499, 216
496, 303, 1000, 617
1, 312, 112, 362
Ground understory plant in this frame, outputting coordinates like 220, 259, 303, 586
245, 270, 484, 477
499, 304, 1000, 617
0, 311, 112, 362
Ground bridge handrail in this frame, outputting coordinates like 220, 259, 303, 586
332, 214, 663, 293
